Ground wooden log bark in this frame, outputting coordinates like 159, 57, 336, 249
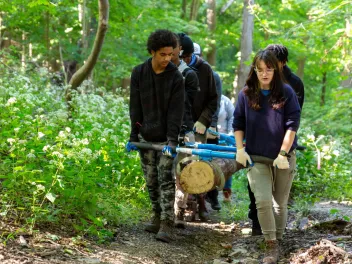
178, 155, 273, 194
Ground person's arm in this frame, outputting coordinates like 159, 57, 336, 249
183, 70, 199, 130
233, 91, 252, 166
167, 72, 185, 146
210, 71, 222, 128
234, 130, 244, 149
280, 130, 296, 153
197, 65, 218, 128
129, 66, 142, 142
273, 86, 301, 169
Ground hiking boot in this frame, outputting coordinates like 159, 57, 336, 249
251, 220, 263, 236
144, 214, 160, 234
156, 220, 174, 243
205, 189, 221, 210
263, 240, 279, 264
199, 209, 210, 222
223, 188, 232, 203
175, 208, 186, 228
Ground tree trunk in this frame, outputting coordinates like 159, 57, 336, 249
181, 0, 187, 19
206, 0, 216, 66
220, 0, 235, 14
190, 0, 200, 21
234, 0, 254, 102
21, 32, 26, 71
66, 0, 109, 101
321, 71, 327, 106
297, 58, 306, 80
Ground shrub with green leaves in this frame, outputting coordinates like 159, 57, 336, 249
293, 88, 352, 203
0, 68, 149, 238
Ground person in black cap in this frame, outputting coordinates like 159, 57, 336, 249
174, 33, 218, 223
192, 42, 223, 211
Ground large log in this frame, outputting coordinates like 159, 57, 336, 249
177, 155, 273, 194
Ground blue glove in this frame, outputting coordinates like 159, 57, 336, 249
126, 141, 138, 152
162, 146, 176, 157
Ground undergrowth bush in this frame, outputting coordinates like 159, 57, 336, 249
0, 67, 149, 240
293, 88, 352, 204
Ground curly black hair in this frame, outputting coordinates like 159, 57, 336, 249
147, 29, 178, 54
265, 44, 289, 63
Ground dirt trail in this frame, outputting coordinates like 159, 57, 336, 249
0, 200, 351, 264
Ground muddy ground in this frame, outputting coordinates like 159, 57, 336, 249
0, 199, 351, 264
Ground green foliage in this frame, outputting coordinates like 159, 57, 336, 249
292, 88, 352, 203
220, 170, 249, 223
0, 67, 149, 239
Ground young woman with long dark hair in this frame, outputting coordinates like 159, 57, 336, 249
233, 49, 301, 263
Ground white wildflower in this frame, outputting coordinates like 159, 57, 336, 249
27, 153, 36, 159
7, 138, 16, 145
14, 128, 20, 133
322, 145, 330, 152
43, 145, 51, 152
307, 134, 315, 141
332, 150, 340, 156
52, 151, 64, 159
38, 132, 45, 139
6, 97, 17, 106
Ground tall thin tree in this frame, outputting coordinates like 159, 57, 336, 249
235, 0, 254, 101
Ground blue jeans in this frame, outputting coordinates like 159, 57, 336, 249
224, 175, 233, 189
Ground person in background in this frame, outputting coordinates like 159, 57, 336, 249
266, 44, 304, 109
126, 29, 184, 243
193, 42, 222, 211
171, 33, 199, 228
171, 34, 199, 142
233, 49, 300, 263
174, 33, 218, 223
217, 94, 235, 202
247, 44, 305, 236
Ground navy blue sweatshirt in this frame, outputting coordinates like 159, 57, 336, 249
233, 84, 301, 159
129, 58, 185, 146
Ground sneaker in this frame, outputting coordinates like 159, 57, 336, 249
156, 220, 174, 243
223, 188, 232, 202
175, 208, 186, 228
144, 214, 160, 234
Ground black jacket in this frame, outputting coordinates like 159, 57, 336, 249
283, 66, 304, 109
129, 58, 185, 146
190, 57, 218, 127
178, 61, 199, 131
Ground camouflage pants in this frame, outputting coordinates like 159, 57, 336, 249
139, 149, 175, 221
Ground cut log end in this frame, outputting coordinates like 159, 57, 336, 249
180, 161, 215, 194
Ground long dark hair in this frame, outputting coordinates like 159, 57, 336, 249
244, 49, 286, 110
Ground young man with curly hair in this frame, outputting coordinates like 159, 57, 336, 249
127, 29, 185, 243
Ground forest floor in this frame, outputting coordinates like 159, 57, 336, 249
1, 195, 352, 264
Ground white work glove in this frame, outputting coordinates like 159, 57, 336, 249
273, 154, 290, 169
193, 121, 206, 134
184, 131, 195, 143
206, 127, 219, 139
236, 148, 252, 167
